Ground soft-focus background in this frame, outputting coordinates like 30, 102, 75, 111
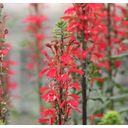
3, 3, 128, 124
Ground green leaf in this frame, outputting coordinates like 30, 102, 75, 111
110, 53, 128, 60
98, 111, 123, 125
89, 97, 104, 104
109, 94, 128, 101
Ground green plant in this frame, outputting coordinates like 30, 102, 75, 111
99, 111, 123, 125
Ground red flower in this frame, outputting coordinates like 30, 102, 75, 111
39, 86, 49, 93
57, 73, 69, 82
46, 68, 57, 78
67, 100, 81, 113
123, 20, 128, 25
69, 67, 84, 75
60, 54, 73, 65
114, 60, 121, 68
0, 49, 9, 55
36, 33, 44, 41
38, 118, 49, 123
69, 94, 80, 100
7, 82, 17, 90
41, 90, 56, 102
70, 82, 80, 90
24, 15, 47, 25
64, 6, 76, 14
26, 63, 34, 70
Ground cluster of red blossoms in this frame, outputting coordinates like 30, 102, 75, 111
63, 3, 128, 70
38, 20, 84, 124
38, 3, 128, 125
24, 3, 47, 76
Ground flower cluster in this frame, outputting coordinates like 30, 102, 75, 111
62, 3, 107, 124
24, 3, 47, 77
38, 20, 83, 124
62, 3, 128, 124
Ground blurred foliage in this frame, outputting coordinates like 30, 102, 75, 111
99, 111, 123, 125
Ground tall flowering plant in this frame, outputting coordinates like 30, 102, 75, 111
0, 3, 11, 124
62, 3, 128, 124
38, 20, 83, 124
24, 3, 47, 111
62, 3, 107, 124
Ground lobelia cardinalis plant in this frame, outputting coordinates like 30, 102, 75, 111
62, 3, 128, 124
90, 3, 128, 124
62, 3, 107, 124
0, 3, 13, 124
38, 20, 83, 124
95, 3, 128, 112
24, 3, 47, 112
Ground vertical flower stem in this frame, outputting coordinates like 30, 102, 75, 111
58, 27, 64, 125
80, 8, 87, 123
27, 4, 45, 113
107, 3, 114, 110
81, 37, 87, 125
